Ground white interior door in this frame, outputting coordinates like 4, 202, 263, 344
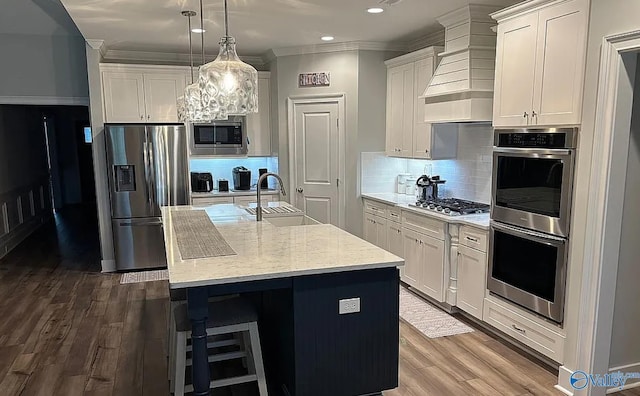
292, 100, 340, 226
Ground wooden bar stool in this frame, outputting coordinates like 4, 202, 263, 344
170, 296, 268, 396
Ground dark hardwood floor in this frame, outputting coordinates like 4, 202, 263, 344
0, 206, 616, 396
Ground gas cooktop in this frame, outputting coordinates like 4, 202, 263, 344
409, 198, 490, 216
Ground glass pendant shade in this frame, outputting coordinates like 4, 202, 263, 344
177, 95, 186, 122
199, 37, 258, 119
184, 81, 217, 122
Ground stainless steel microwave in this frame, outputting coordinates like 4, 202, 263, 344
188, 116, 248, 156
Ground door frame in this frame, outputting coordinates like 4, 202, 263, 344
287, 94, 346, 229
567, 30, 640, 396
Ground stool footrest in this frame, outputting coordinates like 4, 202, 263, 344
186, 338, 239, 352
186, 350, 247, 366
184, 374, 259, 392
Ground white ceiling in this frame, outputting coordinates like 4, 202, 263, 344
59, 0, 519, 57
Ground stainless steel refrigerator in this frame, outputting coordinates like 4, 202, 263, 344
106, 124, 189, 271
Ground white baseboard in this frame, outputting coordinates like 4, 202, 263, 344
101, 259, 116, 273
0, 217, 46, 260
607, 362, 640, 393
556, 365, 575, 396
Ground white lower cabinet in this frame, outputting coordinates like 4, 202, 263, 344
363, 212, 387, 249
401, 227, 445, 302
457, 244, 487, 320
387, 221, 403, 277
233, 195, 276, 207
192, 196, 234, 207
402, 228, 422, 288
483, 297, 565, 362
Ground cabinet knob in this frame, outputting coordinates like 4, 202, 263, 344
523, 111, 528, 118
296, 187, 304, 193
425, 149, 429, 154
140, 115, 144, 120
147, 115, 150, 120
532, 110, 537, 118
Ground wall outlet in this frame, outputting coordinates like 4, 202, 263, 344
339, 297, 361, 315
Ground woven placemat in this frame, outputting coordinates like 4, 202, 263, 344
171, 211, 236, 260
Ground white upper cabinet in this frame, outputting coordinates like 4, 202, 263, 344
101, 65, 188, 123
386, 62, 414, 157
531, 0, 587, 126
143, 73, 187, 123
493, 13, 538, 127
492, 0, 588, 128
102, 72, 146, 123
246, 73, 272, 157
385, 47, 457, 160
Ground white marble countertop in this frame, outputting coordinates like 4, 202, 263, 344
191, 189, 280, 198
162, 202, 404, 289
361, 193, 490, 230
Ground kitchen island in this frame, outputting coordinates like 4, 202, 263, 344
162, 203, 404, 396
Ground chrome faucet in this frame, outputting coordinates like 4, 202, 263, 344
256, 172, 287, 221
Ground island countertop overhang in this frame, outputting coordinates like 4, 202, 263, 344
162, 203, 404, 289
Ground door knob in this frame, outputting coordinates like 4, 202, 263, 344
296, 187, 304, 193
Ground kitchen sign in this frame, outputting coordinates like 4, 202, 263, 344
299, 72, 330, 87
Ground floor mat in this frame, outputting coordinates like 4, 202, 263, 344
120, 269, 169, 284
399, 286, 474, 338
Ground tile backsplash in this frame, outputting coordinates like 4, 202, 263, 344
189, 157, 279, 189
361, 123, 493, 203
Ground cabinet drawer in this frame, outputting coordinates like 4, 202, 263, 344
191, 197, 234, 207
363, 199, 389, 218
401, 211, 445, 240
460, 226, 488, 252
483, 298, 565, 363
387, 207, 401, 223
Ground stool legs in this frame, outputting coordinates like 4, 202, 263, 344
248, 322, 268, 396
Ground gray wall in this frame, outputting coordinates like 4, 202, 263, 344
272, 49, 400, 236
562, 0, 640, 373
609, 54, 640, 369
0, 106, 49, 194
0, 33, 88, 100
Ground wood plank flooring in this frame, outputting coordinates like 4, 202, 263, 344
0, 206, 623, 396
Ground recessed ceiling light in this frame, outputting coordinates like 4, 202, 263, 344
367, 7, 384, 14
191, 28, 206, 33
321, 36, 335, 41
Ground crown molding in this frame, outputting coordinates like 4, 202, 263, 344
491, 0, 577, 22
263, 40, 409, 63
384, 45, 444, 67
407, 30, 445, 52
0, 96, 89, 106
85, 39, 107, 58
102, 49, 266, 69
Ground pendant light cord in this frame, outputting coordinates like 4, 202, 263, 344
224, 0, 229, 38
200, 0, 205, 65
187, 15, 194, 83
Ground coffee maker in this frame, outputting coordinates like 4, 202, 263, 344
416, 175, 446, 202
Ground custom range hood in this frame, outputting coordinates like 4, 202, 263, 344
422, 4, 501, 123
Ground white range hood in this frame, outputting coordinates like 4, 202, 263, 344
422, 4, 501, 123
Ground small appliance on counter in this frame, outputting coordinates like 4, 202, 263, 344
190, 172, 214, 193
218, 179, 229, 192
396, 173, 411, 194
404, 177, 417, 195
416, 175, 446, 201
232, 166, 252, 190
259, 168, 269, 189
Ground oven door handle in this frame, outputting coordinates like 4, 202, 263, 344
491, 222, 566, 245
493, 147, 573, 156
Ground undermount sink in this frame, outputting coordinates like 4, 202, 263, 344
265, 215, 321, 227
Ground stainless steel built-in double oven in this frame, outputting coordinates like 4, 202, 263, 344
488, 128, 577, 324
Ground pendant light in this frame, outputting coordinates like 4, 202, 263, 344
179, 5, 211, 122
199, 0, 258, 120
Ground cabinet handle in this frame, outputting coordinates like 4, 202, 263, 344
523, 111, 528, 118
466, 236, 479, 243
147, 115, 150, 120
140, 115, 144, 120
512, 324, 527, 334
532, 110, 537, 118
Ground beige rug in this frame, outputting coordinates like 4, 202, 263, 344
120, 269, 169, 284
400, 286, 474, 338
